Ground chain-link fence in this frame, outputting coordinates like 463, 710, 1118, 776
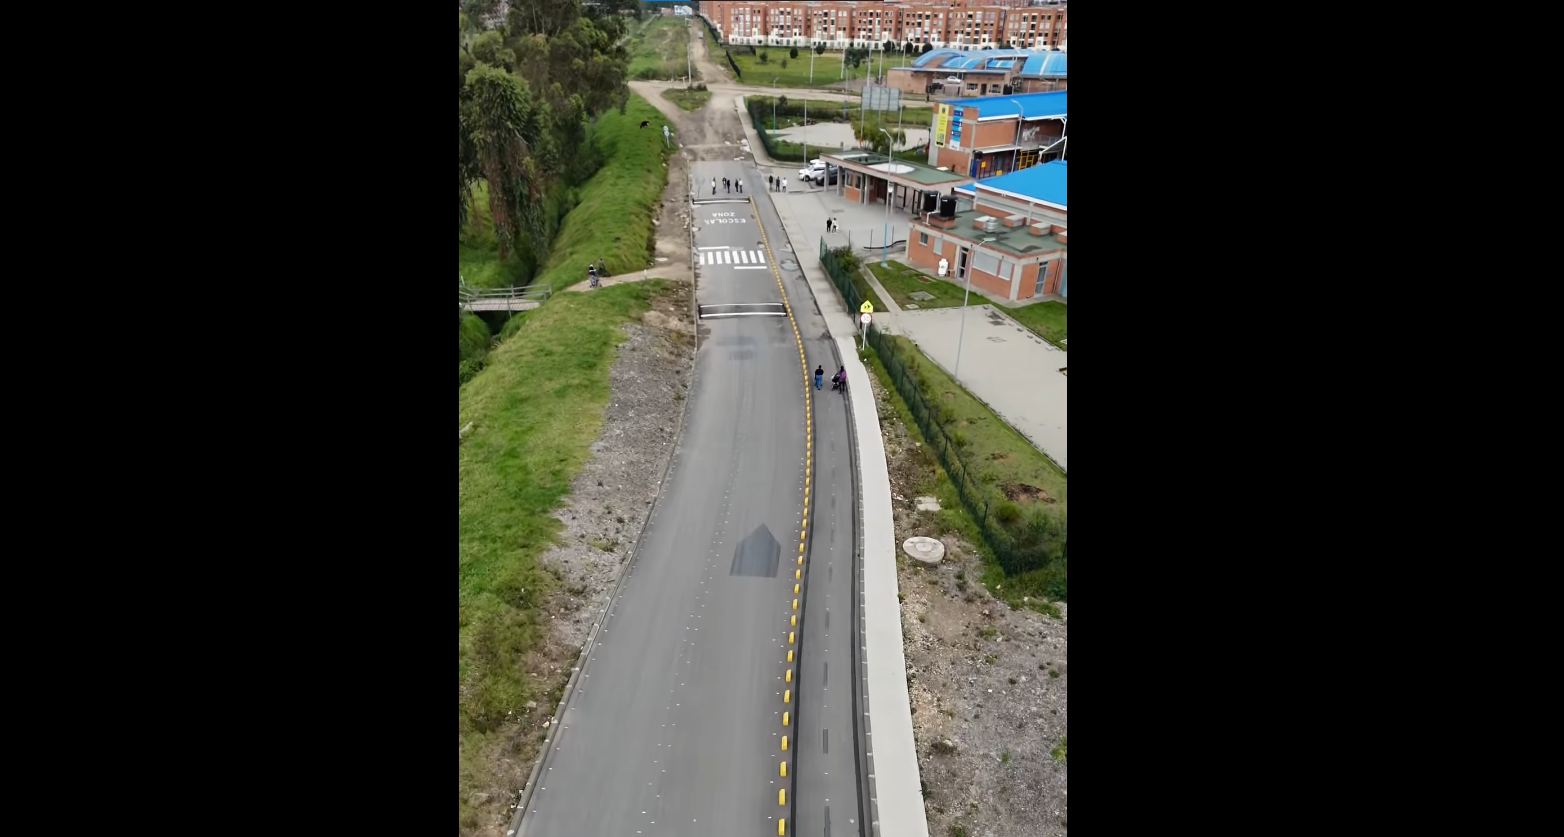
744, 98, 810, 163
821, 241, 1065, 580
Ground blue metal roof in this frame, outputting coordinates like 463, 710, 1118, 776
1020, 52, 1067, 77
977, 161, 1067, 208
987, 60, 1016, 69
911, 50, 965, 68
957, 91, 1067, 121
910, 47, 1057, 71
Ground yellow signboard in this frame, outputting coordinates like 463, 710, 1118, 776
860, 300, 874, 314
935, 104, 950, 148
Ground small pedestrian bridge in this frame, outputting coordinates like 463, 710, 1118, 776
460, 283, 552, 313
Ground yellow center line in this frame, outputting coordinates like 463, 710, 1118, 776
750, 194, 809, 812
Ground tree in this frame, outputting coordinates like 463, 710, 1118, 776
846, 47, 864, 69
758, 50, 769, 64
883, 39, 896, 54
471, 30, 516, 69
789, 46, 799, 59
778, 95, 788, 109
814, 43, 826, 55
921, 42, 934, 55
904, 41, 915, 54
854, 116, 905, 155
506, 0, 586, 39
461, 65, 548, 262
459, 48, 476, 94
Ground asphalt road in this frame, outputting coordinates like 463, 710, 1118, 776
517, 162, 809, 837
750, 177, 868, 837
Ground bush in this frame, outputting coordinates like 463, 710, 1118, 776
459, 358, 485, 386
993, 500, 1021, 525
781, 58, 788, 69
790, 46, 799, 59
758, 50, 769, 64
460, 312, 490, 363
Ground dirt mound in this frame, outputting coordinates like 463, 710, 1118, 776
1002, 483, 1055, 504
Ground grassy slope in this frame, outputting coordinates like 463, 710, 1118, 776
537, 95, 673, 283
460, 181, 529, 290
861, 340, 1067, 611
629, 16, 692, 80
458, 93, 674, 832
458, 282, 665, 825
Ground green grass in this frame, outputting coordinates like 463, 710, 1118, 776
458, 280, 670, 831
459, 92, 675, 834
868, 260, 1068, 350
539, 94, 674, 283
460, 181, 529, 290
629, 16, 694, 80
860, 334, 1067, 609
1052, 736, 1068, 763
1004, 300, 1068, 349
867, 260, 968, 310
830, 251, 887, 315
661, 87, 711, 111
759, 99, 932, 129
728, 49, 861, 88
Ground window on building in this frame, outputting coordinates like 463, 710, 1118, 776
919, 231, 929, 246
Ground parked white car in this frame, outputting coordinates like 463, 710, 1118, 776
798, 160, 825, 180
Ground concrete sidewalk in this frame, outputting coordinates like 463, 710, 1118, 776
766, 178, 1071, 470
761, 167, 931, 837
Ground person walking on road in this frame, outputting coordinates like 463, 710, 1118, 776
711, 177, 717, 195
736, 178, 742, 193
768, 174, 774, 190
814, 365, 824, 390
782, 177, 788, 192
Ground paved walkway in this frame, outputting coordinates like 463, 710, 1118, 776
751, 147, 1071, 470
751, 126, 930, 837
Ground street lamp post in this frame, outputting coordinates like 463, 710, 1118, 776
880, 128, 893, 265
1009, 98, 1025, 174
773, 78, 780, 131
953, 236, 996, 383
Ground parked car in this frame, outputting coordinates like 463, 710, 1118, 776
798, 160, 825, 180
800, 162, 838, 185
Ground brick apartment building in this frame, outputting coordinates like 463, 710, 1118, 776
907, 160, 1068, 301
703, 0, 1067, 50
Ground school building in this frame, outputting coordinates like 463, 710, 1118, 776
906, 160, 1068, 301
930, 90, 1067, 181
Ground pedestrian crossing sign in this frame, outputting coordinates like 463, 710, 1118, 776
860, 300, 874, 314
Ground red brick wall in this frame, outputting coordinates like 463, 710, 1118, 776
935, 145, 969, 172
973, 118, 1017, 149
907, 225, 945, 273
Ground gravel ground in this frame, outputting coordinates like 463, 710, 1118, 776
869, 369, 1070, 837
537, 281, 696, 654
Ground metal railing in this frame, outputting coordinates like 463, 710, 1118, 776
459, 282, 552, 312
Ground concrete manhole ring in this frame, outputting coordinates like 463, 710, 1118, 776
780, 243, 793, 253
780, 260, 799, 271
902, 536, 945, 565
